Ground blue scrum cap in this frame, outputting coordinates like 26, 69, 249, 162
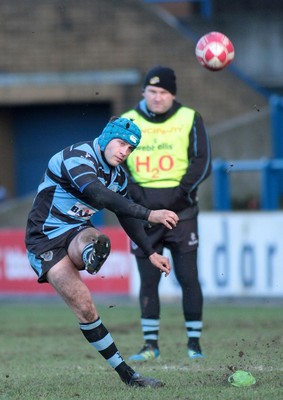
98, 117, 141, 152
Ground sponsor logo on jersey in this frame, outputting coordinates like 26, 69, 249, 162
68, 202, 95, 219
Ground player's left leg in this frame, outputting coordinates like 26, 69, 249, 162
68, 227, 111, 275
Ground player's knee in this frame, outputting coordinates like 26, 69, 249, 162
79, 303, 98, 323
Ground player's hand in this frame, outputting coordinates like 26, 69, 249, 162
148, 209, 179, 229
149, 252, 171, 276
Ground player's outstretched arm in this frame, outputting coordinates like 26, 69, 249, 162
149, 252, 171, 276
148, 209, 179, 230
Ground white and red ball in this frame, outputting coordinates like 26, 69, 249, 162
195, 31, 235, 71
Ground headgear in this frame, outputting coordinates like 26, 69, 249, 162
143, 66, 177, 95
98, 117, 141, 151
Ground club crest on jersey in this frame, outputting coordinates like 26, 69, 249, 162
40, 251, 53, 261
109, 182, 119, 192
80, 152, 94, 165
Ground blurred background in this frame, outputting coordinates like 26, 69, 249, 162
0, 0, 283, 299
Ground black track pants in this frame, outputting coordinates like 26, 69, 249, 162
136, 250, 203, 321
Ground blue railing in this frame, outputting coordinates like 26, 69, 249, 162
212, 158, 283, 210
143, 0, 212, 18
213, 95, 283, 211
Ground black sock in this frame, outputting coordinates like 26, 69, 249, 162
145, 339, 158, 349
80, 317, 136, 383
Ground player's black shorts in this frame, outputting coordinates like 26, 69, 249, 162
26, 223, 92, 283
131, 205, 199, 257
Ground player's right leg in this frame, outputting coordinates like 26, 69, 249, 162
46, 256, 164, 387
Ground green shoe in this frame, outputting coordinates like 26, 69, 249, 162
228, 370, 256, 387
129, 344, 160, 362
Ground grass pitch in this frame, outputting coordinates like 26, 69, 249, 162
0, 297, 282, 400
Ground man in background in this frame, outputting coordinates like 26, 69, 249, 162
122, 66, 211, 361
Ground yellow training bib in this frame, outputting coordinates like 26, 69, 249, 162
123, 107, 195, 188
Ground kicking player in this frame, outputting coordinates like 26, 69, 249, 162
25, 116, 179, 387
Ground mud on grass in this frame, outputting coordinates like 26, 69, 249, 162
0, 300, 282, 400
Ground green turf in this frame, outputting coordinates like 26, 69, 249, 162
0, 297, 282, 400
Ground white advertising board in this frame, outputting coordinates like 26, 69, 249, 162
130, 212, 283, 298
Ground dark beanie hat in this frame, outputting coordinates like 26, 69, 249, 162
143, 66, 177, 95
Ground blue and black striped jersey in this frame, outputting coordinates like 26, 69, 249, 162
26, 138, 155, 256
26, 138, 128, 240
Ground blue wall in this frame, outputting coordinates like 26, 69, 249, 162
12, 102, 111, 225
13, 102, 111, 196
